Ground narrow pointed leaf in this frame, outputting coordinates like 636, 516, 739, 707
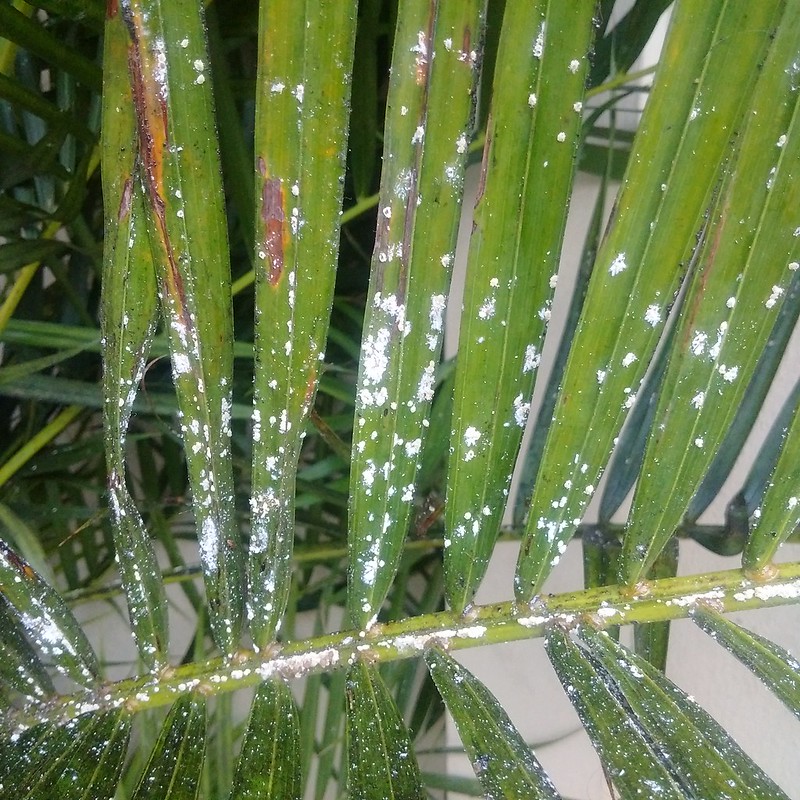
2, 711, 130, 800
693, 605, 800, 721
742, 379, 800, 570
546, 627, 685, 799
131, 694, 207, 800
516, 0, 785, 600
0, 596, 54, 701
248, 0, 357, 648
121, 0, 243, 651
345, 662, 425, 800
348, 0, 485, 626
426, 648, 560, 799
445, 0, 595, 612
230, 680, 301, 800
621, 2, 800, 583
580, 625, 788, 799
101, 0, 167, 670
0, 539, 98, 687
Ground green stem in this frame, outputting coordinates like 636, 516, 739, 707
9, 561, 800, 733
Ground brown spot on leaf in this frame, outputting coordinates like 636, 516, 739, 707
118, 176, 133, 221
261, 176, 286, 286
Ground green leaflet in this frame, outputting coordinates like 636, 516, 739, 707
693, 606, 800, 721
426, 649, 560, 799
546, 627, 685, 798
0, 539, 98, 687
101, 1, 167, 671
345, 662, 425, 800
516, 0, 787, 600
120, 0, 244, 652
445, 0, 595, 613
742, 379, 800, 570
131, 694, 207, 800
347, 0, 485, 627
248, 0, 357, 649
230, 681, 301, 800
620, 0, 800, 583
579, 625, 789, 799
0, 711, 130, 800
0, 596, 54, 701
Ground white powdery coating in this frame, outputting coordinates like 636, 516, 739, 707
199, 516, 218, 572
523, 344, 541, 373
417, 361, 436, 402
765, 285, 784, 309
478, 297, 496, 319
411, 126, 425, 144
622, 352, 637, 367
694, 437, 704, 448
556, 131, 566, 143
293, 83, 305, 103
726, 296, 736, 309
464, 426, 481, 447
709, 322, 727, 359
608, 252, 627, 276
690, 331, 708, 356
644, 304, 661, 326
569, 59, 580, 73
172, 352, 191, 375
790, 262, 799, 271
718, 364, 739, 382
734, 582, 800, 603
428, 294, 446, 348
777, 134, 788, 147
596, 369, 607, 385
361, 536, 383, 587
405, 438, 422, 457
513, 394, 530, 428
456, 133, 468, 154
271, 81, 285, 93
533, 21, 546, 58
362, 327, 391, 384
528, 93, 537, 108
691, 391, 706, 409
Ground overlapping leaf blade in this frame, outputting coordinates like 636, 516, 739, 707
120, 0, 243, 652
516, 0, 785, 600
230, 680, 301, 800
0, 711, 130, 800
248, 0, 358, 649
0, 539, 97, 687
345, 661, 425, 800
0, 596, 54, 701
546, 627, 685, 798
578, 625, 788, 798
621, 1, 800, 582
742, 379, 800, 570
426, 648, 560, 799
693, 606, 800, 721
347, 0, 485, 627
131, 693, 207, 800
101, 0, 167, 671
444, 0, 595, 613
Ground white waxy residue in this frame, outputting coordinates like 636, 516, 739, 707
608, 252, 627, 276
765, 285, 784, 309
523, 344, 540, 373
644, 304, 661, 326
532, 21, 546, 58
464, 426, 481, 447
513, 394, 530, 427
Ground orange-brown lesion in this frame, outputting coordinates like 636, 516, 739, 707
257, 156, 288, 287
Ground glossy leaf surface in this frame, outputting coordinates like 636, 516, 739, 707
120, 0, 243, 652
101, 0, 167, 670
693, 606, 800, 722
345, 662, 425, 800
230, 680, 301, 800
0, 539, 97, 687
445, 0, 595, 613
516, 0, 785, 599
347, 0, 484, 626
248, 0, 358, 648
426, 648, 559, 799
620, 0, 800, 582
131, 694, 207, 800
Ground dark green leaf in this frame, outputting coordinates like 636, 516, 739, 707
131, 694, 207, 800
346, 661, 425, 800
426, 648, 560, 799
230, 680, 300, 800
